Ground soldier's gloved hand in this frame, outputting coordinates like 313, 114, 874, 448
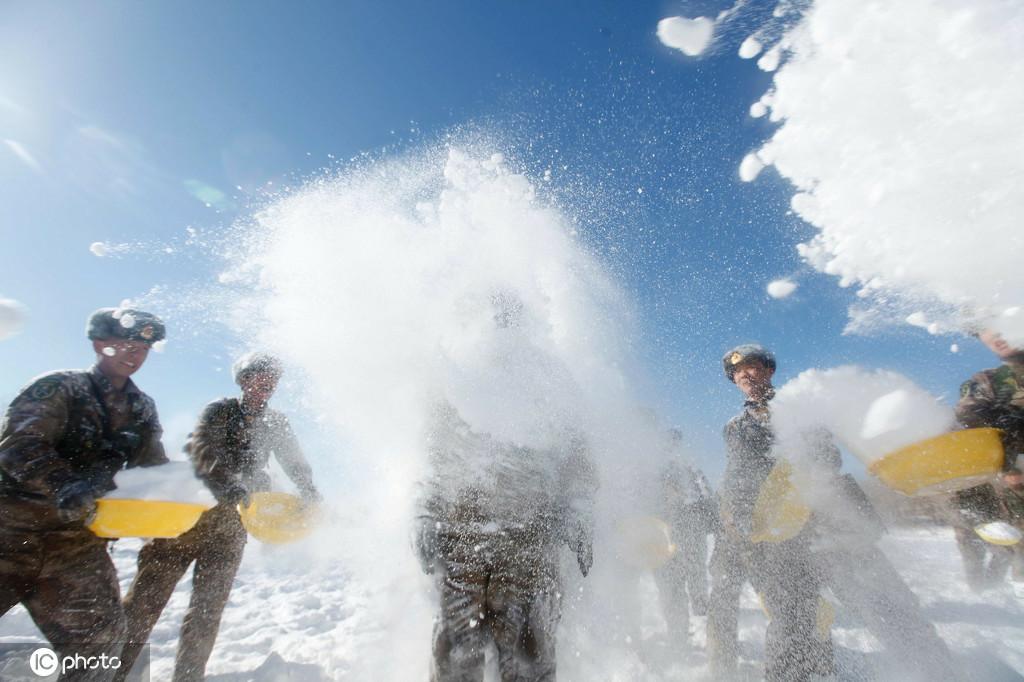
55, 480, 98, 524
566, 520, 594, 577
250, 470, 272, 493
222, 481, 251, 507
300, 484, 322, 504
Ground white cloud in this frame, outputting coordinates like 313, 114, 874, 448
3, 139, 42, 173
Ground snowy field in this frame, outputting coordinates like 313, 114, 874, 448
1, 525, 1022, 681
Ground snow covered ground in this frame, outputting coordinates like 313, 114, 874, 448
1, 524, 1022, 680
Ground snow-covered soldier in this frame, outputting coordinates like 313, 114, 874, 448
0, 307, 168, 681
415, 402, 597, 682
117, 352, 320, 682
707, 344, 831, 681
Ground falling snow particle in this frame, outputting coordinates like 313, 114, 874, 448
767, 279, 798, 299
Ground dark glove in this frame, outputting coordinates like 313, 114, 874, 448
55, 480, 98, 524
566, 519, 593, 577
222, 481, 251, 507
300, 485, 322, 505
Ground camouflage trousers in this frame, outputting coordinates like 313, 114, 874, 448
0, 527, 125, 681
653, 525, 708, 644
954, 526, 1013, 591
707, 532, 829, 682
431, 526, 561, 682
116, 504, 247, 682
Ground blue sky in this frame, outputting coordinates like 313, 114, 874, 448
0, 0, 997, 480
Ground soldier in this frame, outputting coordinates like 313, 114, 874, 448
653, 430, 716, 646
800, 432, 962, 681
707, 344, 828, 682
953, 328, 1024, 589
0, 307, 168, 680
414, 401, 597, 682
117, 352, 320, 682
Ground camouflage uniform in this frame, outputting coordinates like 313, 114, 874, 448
118, 398, 317, 682
0, 366, 167, 681
707, 392, 827, 682
415, 404, 597, 682
654, 460, 716, 644
952, 360, 1024, 589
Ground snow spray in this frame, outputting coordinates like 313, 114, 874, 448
221, 146, 692, 678
737, 0, 1024, 342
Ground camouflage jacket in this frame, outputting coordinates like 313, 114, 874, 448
0, 366, 167, 530
956, 361, 1024, 458
188, 398, 316, 505
999, 485, 1024, 525
416, 402, 598, 541
720, 396, 776, 536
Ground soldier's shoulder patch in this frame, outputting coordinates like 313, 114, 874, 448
960, 380, 976, 399
24, 375, 66, 402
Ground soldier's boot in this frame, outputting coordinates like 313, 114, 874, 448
171, 517, 246, 682
116, 538, 197, 681
23, 532, 126, 682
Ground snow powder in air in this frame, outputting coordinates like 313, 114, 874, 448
772, 366, 955, 467
766, 278, 797, 299
744, 0, 1024, 343
739, 153, 765, 182
657, 16, 715, 57
738, 36, 762, 59
104, 461, 215, 506
222, 146, 685, 679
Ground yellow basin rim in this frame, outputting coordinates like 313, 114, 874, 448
869, 428, 1005, 496
239, 491, 321, 544
89, 499, 209, 539
614, 515, 677, 570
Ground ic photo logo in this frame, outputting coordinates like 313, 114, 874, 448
28, 647, 58, 677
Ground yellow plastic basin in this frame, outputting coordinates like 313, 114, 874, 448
614, 515, 677, 570
88, 499, 209, 539
751, 459, 811, 544
975, 521, 1023, 546
869, 428, 1005, 496
239, 492, 321, 544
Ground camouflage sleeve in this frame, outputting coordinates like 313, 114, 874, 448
0, 374, 81, 496
956, 371, 999, 429
269, 413, 316, 498
188, 401, 239, 502
132, 395, 169, 468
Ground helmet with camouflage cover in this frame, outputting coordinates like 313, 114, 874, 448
86, 307, 166, 344
722, 343, 776, 382
232, 352, 284, 385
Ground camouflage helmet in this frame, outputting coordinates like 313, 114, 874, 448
86, 307, 166, 344
232, 352, 283, 385
722, 343, 776, 382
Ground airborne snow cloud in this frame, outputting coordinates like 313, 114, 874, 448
746, 0, 1024, 343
